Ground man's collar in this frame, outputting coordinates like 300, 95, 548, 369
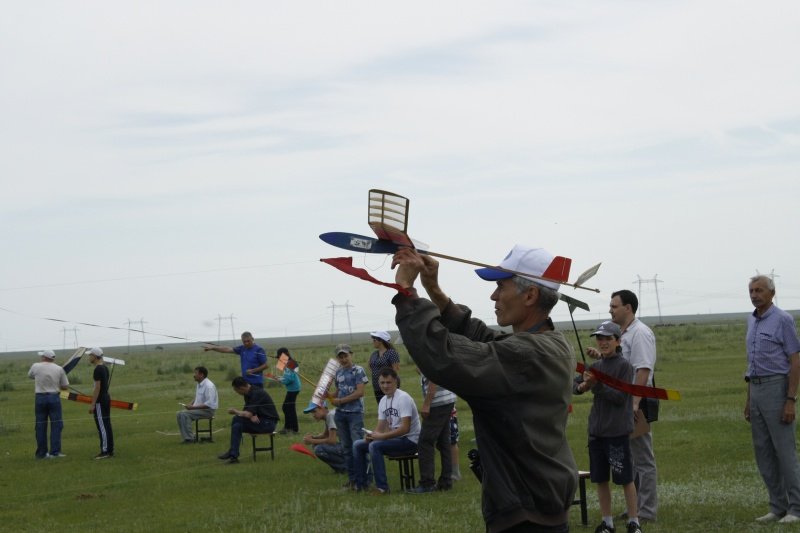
753, 303, 775, 319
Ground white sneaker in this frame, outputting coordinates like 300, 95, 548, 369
779, 514, 800, 524
755, 512, 782, 523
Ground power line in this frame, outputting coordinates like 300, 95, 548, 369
0, 260, 316, 292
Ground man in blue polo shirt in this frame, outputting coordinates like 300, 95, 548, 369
745, 275, 800, 524
203, 331, 269, 387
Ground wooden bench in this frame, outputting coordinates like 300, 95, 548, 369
571, 470, 591, 526
194, 416, 214, 443
244, 432, 277, 462
387, 453, 419, 491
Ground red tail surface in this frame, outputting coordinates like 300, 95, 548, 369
542, 256, 572, 283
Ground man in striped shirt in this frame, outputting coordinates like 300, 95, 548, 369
745, 275, 800, 524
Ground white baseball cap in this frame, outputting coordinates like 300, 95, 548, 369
475, 245, 561, 290
86, 347, 104, 357
38, 350, 56, 359
370, 331, 391, 343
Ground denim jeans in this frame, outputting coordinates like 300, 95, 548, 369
334, 410, 364, 482
314, 443, 347, 473
353, 436, 418, 491
34, 393, 63, 457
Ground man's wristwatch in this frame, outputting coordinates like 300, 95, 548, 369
787, 396, 798, 402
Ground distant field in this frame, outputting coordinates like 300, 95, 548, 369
1, 319, 797, 532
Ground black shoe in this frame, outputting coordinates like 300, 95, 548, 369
436, 481, 453, 491
626, 521, 642, 533
407, 485, 436, 494
594, 521, 615, 533
94, 452, 113, 460
182, 439, 194, 444
225, 456, 239, 464
217, 451, 233, 460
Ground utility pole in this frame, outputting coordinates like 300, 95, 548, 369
62, 327, 78, 350
328, 301, 354, 341
228, 314, 236, 341
633, 275, 664, 324
216, 314, 236, 342
125, 319, 133, 354
139, 318, 148, 350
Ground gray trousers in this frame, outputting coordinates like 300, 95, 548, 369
177, 409, 215, 441
418, 402, 454, 488
750, 376, 800, 516
631, 429, 658, 520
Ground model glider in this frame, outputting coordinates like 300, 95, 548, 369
62, 347, 87, 374
274, 353, 298, 371
60, 347, 139, 410
576, 362, 681, 401
320, 189, 601, 312
60, 391, 139, 411
289, 443, 316, 459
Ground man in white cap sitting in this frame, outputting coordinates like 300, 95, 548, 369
391, 244, 578, 533
28, 349, 70, 458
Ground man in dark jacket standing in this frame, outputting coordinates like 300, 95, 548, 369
392, 244, 577, 532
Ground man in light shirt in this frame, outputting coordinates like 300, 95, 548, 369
353, 368, 421, 494
177, 366, 219, 443
28, 349, 69, 459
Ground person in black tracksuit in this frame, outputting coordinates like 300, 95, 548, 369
88, 347, 114, 459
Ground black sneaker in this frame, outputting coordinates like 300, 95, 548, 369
94, 452, 113, 460
626, 522, 642, 533
225, 456, 239, 464
406, 485, 436, 494
594, 521, 615, 533
217, 451, 233, 460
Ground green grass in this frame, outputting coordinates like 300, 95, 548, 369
0, 321, 794, 532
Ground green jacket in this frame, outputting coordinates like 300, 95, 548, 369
394, 290, 577, 531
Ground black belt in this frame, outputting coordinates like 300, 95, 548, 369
748, 374, 786, 385
35, 392, 59, 396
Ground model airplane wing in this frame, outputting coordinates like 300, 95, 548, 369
62, 347, 87, 374
367, 189, 415, 247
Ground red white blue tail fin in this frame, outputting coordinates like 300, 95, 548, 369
542, 256, 572, 283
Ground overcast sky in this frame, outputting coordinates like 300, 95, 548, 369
1, 1, 798, 353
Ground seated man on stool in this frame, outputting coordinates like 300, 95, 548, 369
218, 376, 279, 464
353, 368, 421, 494
177, 366, 218, 443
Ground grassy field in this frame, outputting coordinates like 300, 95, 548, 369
0, 320, 795, 532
